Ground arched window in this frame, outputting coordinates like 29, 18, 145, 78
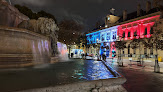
101, 34, 105, 42
134, 31, 137, 37
144, 28, 147, 35
112, 35, 115, 39
150, 27, 153, 34
106, 33, 110, 41
122, 32, 125, 38
128, 32, 131, 37
113, 31, 117, 39
123, 50, 125, 54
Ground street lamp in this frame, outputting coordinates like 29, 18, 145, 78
96, 38, 99, 43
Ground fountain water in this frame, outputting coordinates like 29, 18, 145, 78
32, 40, 51, 64
57, 42, 69, 61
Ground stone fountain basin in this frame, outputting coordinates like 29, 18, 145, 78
0, 26, 51, 68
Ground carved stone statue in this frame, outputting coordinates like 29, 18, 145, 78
18, 17, 59, 56
0, 0, 29, 27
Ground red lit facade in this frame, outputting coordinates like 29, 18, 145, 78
118, 15, 160, 40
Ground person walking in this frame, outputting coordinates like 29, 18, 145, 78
102, 53, 106, 61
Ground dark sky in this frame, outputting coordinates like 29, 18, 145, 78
11, 0, 162, 32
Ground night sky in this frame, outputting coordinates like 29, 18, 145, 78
11, 0, 163, 32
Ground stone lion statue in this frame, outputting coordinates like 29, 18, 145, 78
18, 17, 59, 35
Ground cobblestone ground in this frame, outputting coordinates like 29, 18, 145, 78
105, 59, 163, 92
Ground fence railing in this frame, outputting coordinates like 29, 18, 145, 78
115, 54, 156, 59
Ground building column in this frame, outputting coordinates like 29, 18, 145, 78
118, 26, 122, 40
136, 23, 140, 39
140, 22, 144, 38
125, 26, 128, 40
130, 23, 133, 39
147, 24, 150, 38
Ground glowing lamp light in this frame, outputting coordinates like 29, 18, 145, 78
136, 36, 139, 39
147, 34, 151, 38
130, 37, 134, 40
108, 17, 110, 20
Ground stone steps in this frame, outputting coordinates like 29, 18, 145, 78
0, 54, 33, 65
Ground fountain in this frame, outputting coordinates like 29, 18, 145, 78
0, 0, 59, 68
0, 1, 127, 92
0, 26, 51, 68
0, 0, 29, 27
57, 42, 69, 61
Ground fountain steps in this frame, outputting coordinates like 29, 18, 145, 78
0, 54, 34, 67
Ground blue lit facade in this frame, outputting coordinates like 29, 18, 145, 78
86, 26, 118, 57
100, 26, 118, 43
86, 26, 118, 44
86, 31, 100, 44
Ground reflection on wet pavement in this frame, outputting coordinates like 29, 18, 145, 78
104, 59, 163, 92
0, 59, 114, 92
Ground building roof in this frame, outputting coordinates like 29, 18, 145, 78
87, 7, 163, 34
118, 7, 161, 23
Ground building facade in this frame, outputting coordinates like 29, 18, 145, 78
86, 26, 118, 57
86, 1, 163, 61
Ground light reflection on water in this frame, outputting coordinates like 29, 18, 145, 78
0, 59, 116, 92
72, 60, 114, 81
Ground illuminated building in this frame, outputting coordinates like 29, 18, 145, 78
86, 1, 163, 60
86, 26, 118, 57
118, 15, 160, 40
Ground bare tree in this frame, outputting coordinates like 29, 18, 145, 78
143, 22, 163, 72
58, 19, 83, 45
114, 41, 127, 66
130, 38, 144, 63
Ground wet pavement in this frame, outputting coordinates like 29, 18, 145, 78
105, 59, 163, 92
0, 59, 115, 92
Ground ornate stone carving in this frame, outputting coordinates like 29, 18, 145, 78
0, 0, 29, 27
18, 17, 58, 34
18, 17, 59, 56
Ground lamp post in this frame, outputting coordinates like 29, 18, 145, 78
68, 45, 71, 58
